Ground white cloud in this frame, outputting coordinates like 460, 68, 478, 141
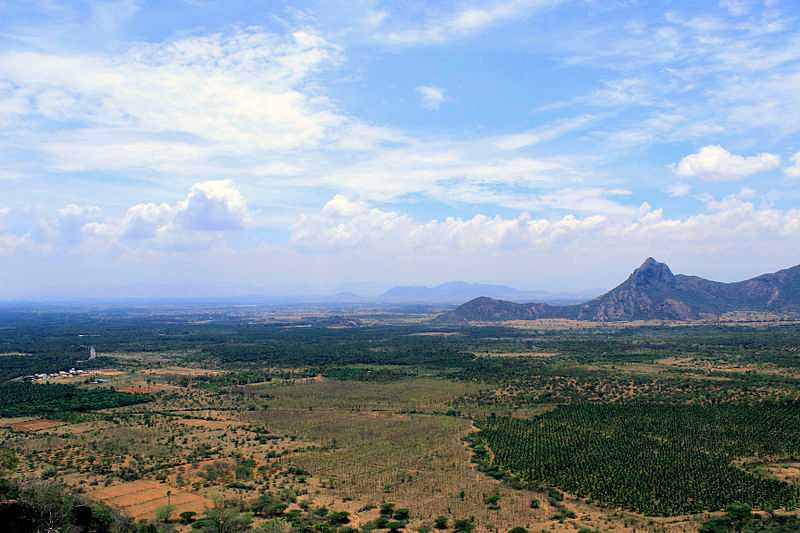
289, 193, 800, 271
0, 81, 28, 115
719, 0, 751, 17
5, 190, 800, 292
667, 183, 692, 197
0, 28, 342, 155
83, 180, 251, 249
784, 152, 800, 178
0, 233, 27, 256
590, 78, 651, 107
522, 188, 635, 215
0, 199, 182, 257
291, 194, 607, 250
618, 195, 800, 247
547, 3, 800, 149
56, 204, 103, 244
318, 146, 578, 205
364, 10, 389, 28
176, 180, 251, 231
117, 203, 176, 241
492, 115, 596, 150
786, 153, 800, 178
381, 0, 560, 46
711, 69, 800, 135
674, 145, 780, 181
416, 85, 445, 109
43, 133, 209, 174
91, 0, 141, 32
291, 195, 412, 248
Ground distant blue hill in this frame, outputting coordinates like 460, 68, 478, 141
378, 281, 598, 305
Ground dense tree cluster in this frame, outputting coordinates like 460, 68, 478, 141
0, 382, 149, 417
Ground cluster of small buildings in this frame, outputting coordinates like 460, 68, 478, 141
34, 368, 87, 380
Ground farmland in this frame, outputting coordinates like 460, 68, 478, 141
475, 404, 800, 516
3, 305, 800, 531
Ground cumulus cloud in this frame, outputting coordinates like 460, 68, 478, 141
176, 180, 251, 232
618, 195, 800, 247
416, 85, 445, 109
84, 180, 251, 249
289, 193, 800, 272
0, 204, 102, 254
674, 145, 780, 181
116, 203, 175, 241
55, 204, 103, 244
291, 195, 412, 248
5, 191, 800, 291
291, 194, 607, 250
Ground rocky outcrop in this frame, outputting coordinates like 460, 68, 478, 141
436, 258, 800, 322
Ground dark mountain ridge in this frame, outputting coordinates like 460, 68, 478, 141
437, 258, 800, 322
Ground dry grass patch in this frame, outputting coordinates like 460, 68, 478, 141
255, 377, 482, 412
250, 409, 654, 531
115, 381, 176, 394
141, 366, 224, 377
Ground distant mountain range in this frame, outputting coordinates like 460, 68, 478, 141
377, 281, 599, 305
437, 258, 800, 322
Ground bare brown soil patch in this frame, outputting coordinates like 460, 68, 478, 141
11, 419, 65, 433
289, 374, 325, 384
762, 462, 800, 484
141, 366, 224, 377
90, 479, 210, 520
91, 369, 129, 378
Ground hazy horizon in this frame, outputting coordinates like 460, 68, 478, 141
2, 1, 800, 299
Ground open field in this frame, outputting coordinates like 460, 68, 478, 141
141, 366, 225, 377
10, 418, 65, 432
252, 377, 483, 412
90, 479, 211, 520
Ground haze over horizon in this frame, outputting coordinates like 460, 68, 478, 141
2, 0, 800, 299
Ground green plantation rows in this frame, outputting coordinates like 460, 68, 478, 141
477, 404, 800, 516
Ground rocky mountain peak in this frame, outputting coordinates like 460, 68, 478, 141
627, 257, 675, 288
437, 259, 800, 323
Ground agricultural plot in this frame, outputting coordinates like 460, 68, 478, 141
9, 418, 65, 432
254, 377, 482, 412
477, 403, 800, 516
90, 479, 210, 520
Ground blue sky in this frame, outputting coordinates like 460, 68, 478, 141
1, 0, 799, 298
